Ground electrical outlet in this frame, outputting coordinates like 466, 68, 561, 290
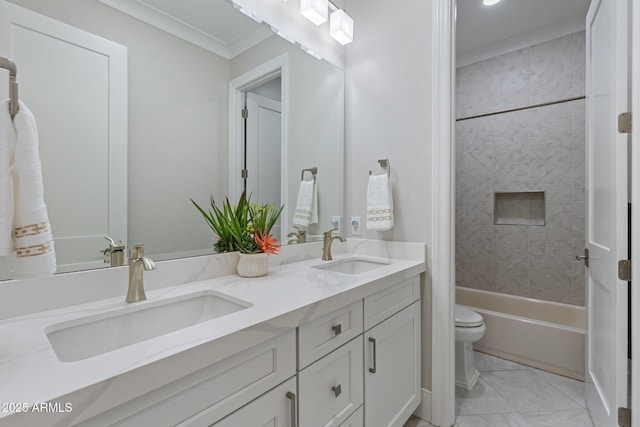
350, 216, 361, 235
331, 216, 342, 232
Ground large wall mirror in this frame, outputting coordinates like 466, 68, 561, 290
0, 0, 344, 279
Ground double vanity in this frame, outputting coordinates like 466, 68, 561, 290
0, 239, 425, 426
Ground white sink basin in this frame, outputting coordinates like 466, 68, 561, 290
313, 258, 390, 275
46, 291, 252, 362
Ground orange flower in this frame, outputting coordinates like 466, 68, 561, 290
254, 231, 280, 255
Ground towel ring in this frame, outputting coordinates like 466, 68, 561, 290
301, 167, 317, 182
369, 159, 391, 176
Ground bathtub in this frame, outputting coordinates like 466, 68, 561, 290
456, 287, 586, 380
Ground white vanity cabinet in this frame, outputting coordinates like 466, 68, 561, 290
297, 300, 364, 426
363, 277, 421, 427
297, 275, 421, 427
79, 330, 296, 427
69, 276, 419, 427
211, 377, 297, 427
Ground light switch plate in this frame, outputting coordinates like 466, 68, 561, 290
331, 216, 342, 232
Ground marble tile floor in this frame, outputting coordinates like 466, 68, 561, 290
404, 351, 594, 427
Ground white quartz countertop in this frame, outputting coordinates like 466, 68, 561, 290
0, 240, 425, 425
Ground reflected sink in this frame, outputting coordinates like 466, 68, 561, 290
46, 291, 252, 362
313, 258, 390, 275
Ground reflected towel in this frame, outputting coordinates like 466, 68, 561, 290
293, 180, 318, 227
0, 100, 15, 256
366, 174, 394, 231
10, 101, 56, 279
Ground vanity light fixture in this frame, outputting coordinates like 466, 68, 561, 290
483, 0, 501, 5
329, 9, 353, 45
301, 0, 328, 25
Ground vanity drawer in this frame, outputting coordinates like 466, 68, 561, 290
81, 330, 296, 427
298, 300, 363, 369
298, 336, 363, 427
340, 405, 363, 426
364, 276, 419, 330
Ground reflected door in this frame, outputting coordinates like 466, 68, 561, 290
245, 92, 282, 241
584, 0, 630, 424
0, 1, 127, 275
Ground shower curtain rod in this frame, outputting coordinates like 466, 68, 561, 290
0, 56, 19, 119
456, 95, 585, 122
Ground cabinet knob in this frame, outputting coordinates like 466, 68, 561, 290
331, 384, 342, 397
332, 324, 342, 336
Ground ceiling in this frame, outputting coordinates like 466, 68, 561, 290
456, 0, 591, 55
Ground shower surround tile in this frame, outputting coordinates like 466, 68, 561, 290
456, 32, 586, 306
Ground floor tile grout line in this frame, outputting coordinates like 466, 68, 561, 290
528, 367, 587, 408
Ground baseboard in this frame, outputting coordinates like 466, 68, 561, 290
412, 388, 432, 422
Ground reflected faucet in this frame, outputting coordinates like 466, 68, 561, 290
287, 226, 307, 245
102, 236, 126, 266
126, 244, 157, 303
322, 228, 346, 261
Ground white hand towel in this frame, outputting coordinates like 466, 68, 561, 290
10, 101, 56, 279
293, 180, 318, 227
0, 100, 15, 256
366, 174, 394, 231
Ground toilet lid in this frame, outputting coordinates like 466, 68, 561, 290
455, 305, 484, 327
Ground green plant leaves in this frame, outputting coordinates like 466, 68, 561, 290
191, 192, 284, 254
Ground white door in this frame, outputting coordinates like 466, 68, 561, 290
245, 92, 282, 240
0, 1, 127, 275
584, 0, 630, 424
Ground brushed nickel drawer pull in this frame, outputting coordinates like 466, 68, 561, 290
332, 384, 342, 397
369, 337, 377, 373
286, 391, 297, 427
332, 324, 342, 336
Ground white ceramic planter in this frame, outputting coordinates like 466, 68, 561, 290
236, 253, 269, 277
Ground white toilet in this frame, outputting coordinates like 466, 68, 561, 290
455, 305, 486, 390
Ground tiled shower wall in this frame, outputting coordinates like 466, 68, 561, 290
455, 32, 586, 306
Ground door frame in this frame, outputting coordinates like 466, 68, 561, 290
228, 54, 289, 236
431, 1, 640, 426
632, 0, 640, 421
430, 0, 456, 426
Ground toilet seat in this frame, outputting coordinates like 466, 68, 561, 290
455, 305, 484, 328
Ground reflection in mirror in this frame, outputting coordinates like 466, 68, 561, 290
0, 0, 344, 280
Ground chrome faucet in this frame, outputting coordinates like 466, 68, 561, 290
322, 228, 346, 261
126, 244, 157, 303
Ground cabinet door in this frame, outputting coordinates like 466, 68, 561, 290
364, 301, 421, 427
212, 377, 297, 427
298, 337, 364, 426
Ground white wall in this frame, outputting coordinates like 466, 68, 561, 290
345, 0, 434, 393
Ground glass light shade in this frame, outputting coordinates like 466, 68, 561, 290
301, 0, 328, 25
483, 0, 501, 5
330, 9, 353, 45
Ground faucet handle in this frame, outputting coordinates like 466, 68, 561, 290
130, 243, 145, 259
324, 228, 339, 237
105, 235, 125, 250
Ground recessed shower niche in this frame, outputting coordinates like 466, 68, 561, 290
493, 191, 546, 226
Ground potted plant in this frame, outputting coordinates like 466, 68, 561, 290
191, 192, 283, 277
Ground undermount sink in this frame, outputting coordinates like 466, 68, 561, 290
313, 257, 390, 275
46, 291, 252, 362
